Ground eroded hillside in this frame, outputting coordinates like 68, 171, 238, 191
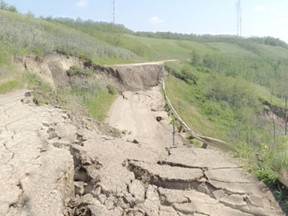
1, 6, 288, 216
0, 60, 285, 216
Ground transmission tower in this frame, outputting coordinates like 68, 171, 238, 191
112, 0, 115, 24
236, 0, 242, 36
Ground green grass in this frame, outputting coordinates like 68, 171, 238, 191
235, 137, 288, 186
84, 90, 116, 122
0, 9, 138, 65
164, 62, 226, 139
24, 73, 53, 93
165, 74, 227, 140
165, 60, 288, 191
66, 86, 117, 123
20, 71, 117, 123
0, 79, 22, 94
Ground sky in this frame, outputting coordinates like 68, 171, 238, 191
4, 0, 288, 43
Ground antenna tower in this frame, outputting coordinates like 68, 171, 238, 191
112, 0, 115, 24
236, 0, 242, 36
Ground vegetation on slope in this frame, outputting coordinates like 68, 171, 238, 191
0, 6, 139, 122
50, 17, 157, 60
164, 56, 288, 207
60, 77, 117, 122
1, 3, 288, 204
0, 9, 138, 65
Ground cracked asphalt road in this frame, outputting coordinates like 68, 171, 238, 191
102, 86, 284, 216
0, 87, 285, 216
0, 90, 74, 216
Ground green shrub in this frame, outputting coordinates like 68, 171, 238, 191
255, 167, 278, 185
168, 66, 198, 84
67, 66, 79, 77
234, 143, 254, 161
106, 84, 117, 95
0, 1, 18, 13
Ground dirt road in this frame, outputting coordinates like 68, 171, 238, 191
104, 59, 177, 67
107, 87, 184, 155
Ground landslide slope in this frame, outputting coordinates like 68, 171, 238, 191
1, 7, 288, 216
0, 75, 284, 216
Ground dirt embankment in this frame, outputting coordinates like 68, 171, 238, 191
15, 55, 83, 89
107, 64, 168, 91
15, 54, 167, 92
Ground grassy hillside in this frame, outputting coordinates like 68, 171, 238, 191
1, 7, 288, 198
0, 10, 139, 65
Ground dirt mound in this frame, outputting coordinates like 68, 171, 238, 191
15, 54, 83, 89
107, 64, 168, 91
15, 54, 168, 92
80, 62, 168, 92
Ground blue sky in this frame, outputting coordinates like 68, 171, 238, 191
4, 0, 288, 43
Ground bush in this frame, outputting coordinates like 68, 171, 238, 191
255, 167, 278, 185
106, 84, 117, 95
67, 66, 80, 77
169, 66, 198, 84
191, 50, 202, 66
0, 1, 17, 13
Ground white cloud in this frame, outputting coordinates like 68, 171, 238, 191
76, 0, 89, 8
255, 5, 267, 13
271, 5, 282, 13
275, 17, 288, 26
149, 16, 165, 24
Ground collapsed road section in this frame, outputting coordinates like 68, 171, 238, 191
0, 61, 285, 216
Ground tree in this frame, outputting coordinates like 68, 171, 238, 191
191, 50, 202, 66
278, 69, 288, 136
0, 0, 17, 13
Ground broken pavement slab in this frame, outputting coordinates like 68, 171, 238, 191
0, 86, 285, 216
0, 90, 74, 216
163, 147, 240, 169
103, 87, 284, 216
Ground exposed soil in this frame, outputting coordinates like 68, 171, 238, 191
0, 59, 285, 216
15, 54, 168, 92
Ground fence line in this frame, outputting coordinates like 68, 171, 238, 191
162, 79, 233, 150
162, 79, 288, 190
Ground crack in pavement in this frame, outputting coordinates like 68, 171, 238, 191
9, 181, 24, 209
3, 142, 15, 163
207, 178, 254, 184
158, 160, 208, 171
0, 112, 40, 128
124, 159, 269, 215
0, 87, 283, 215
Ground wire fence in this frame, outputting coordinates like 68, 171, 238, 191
162, 78, 234, 151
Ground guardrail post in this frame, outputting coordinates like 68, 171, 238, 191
173, 119, 176, 147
